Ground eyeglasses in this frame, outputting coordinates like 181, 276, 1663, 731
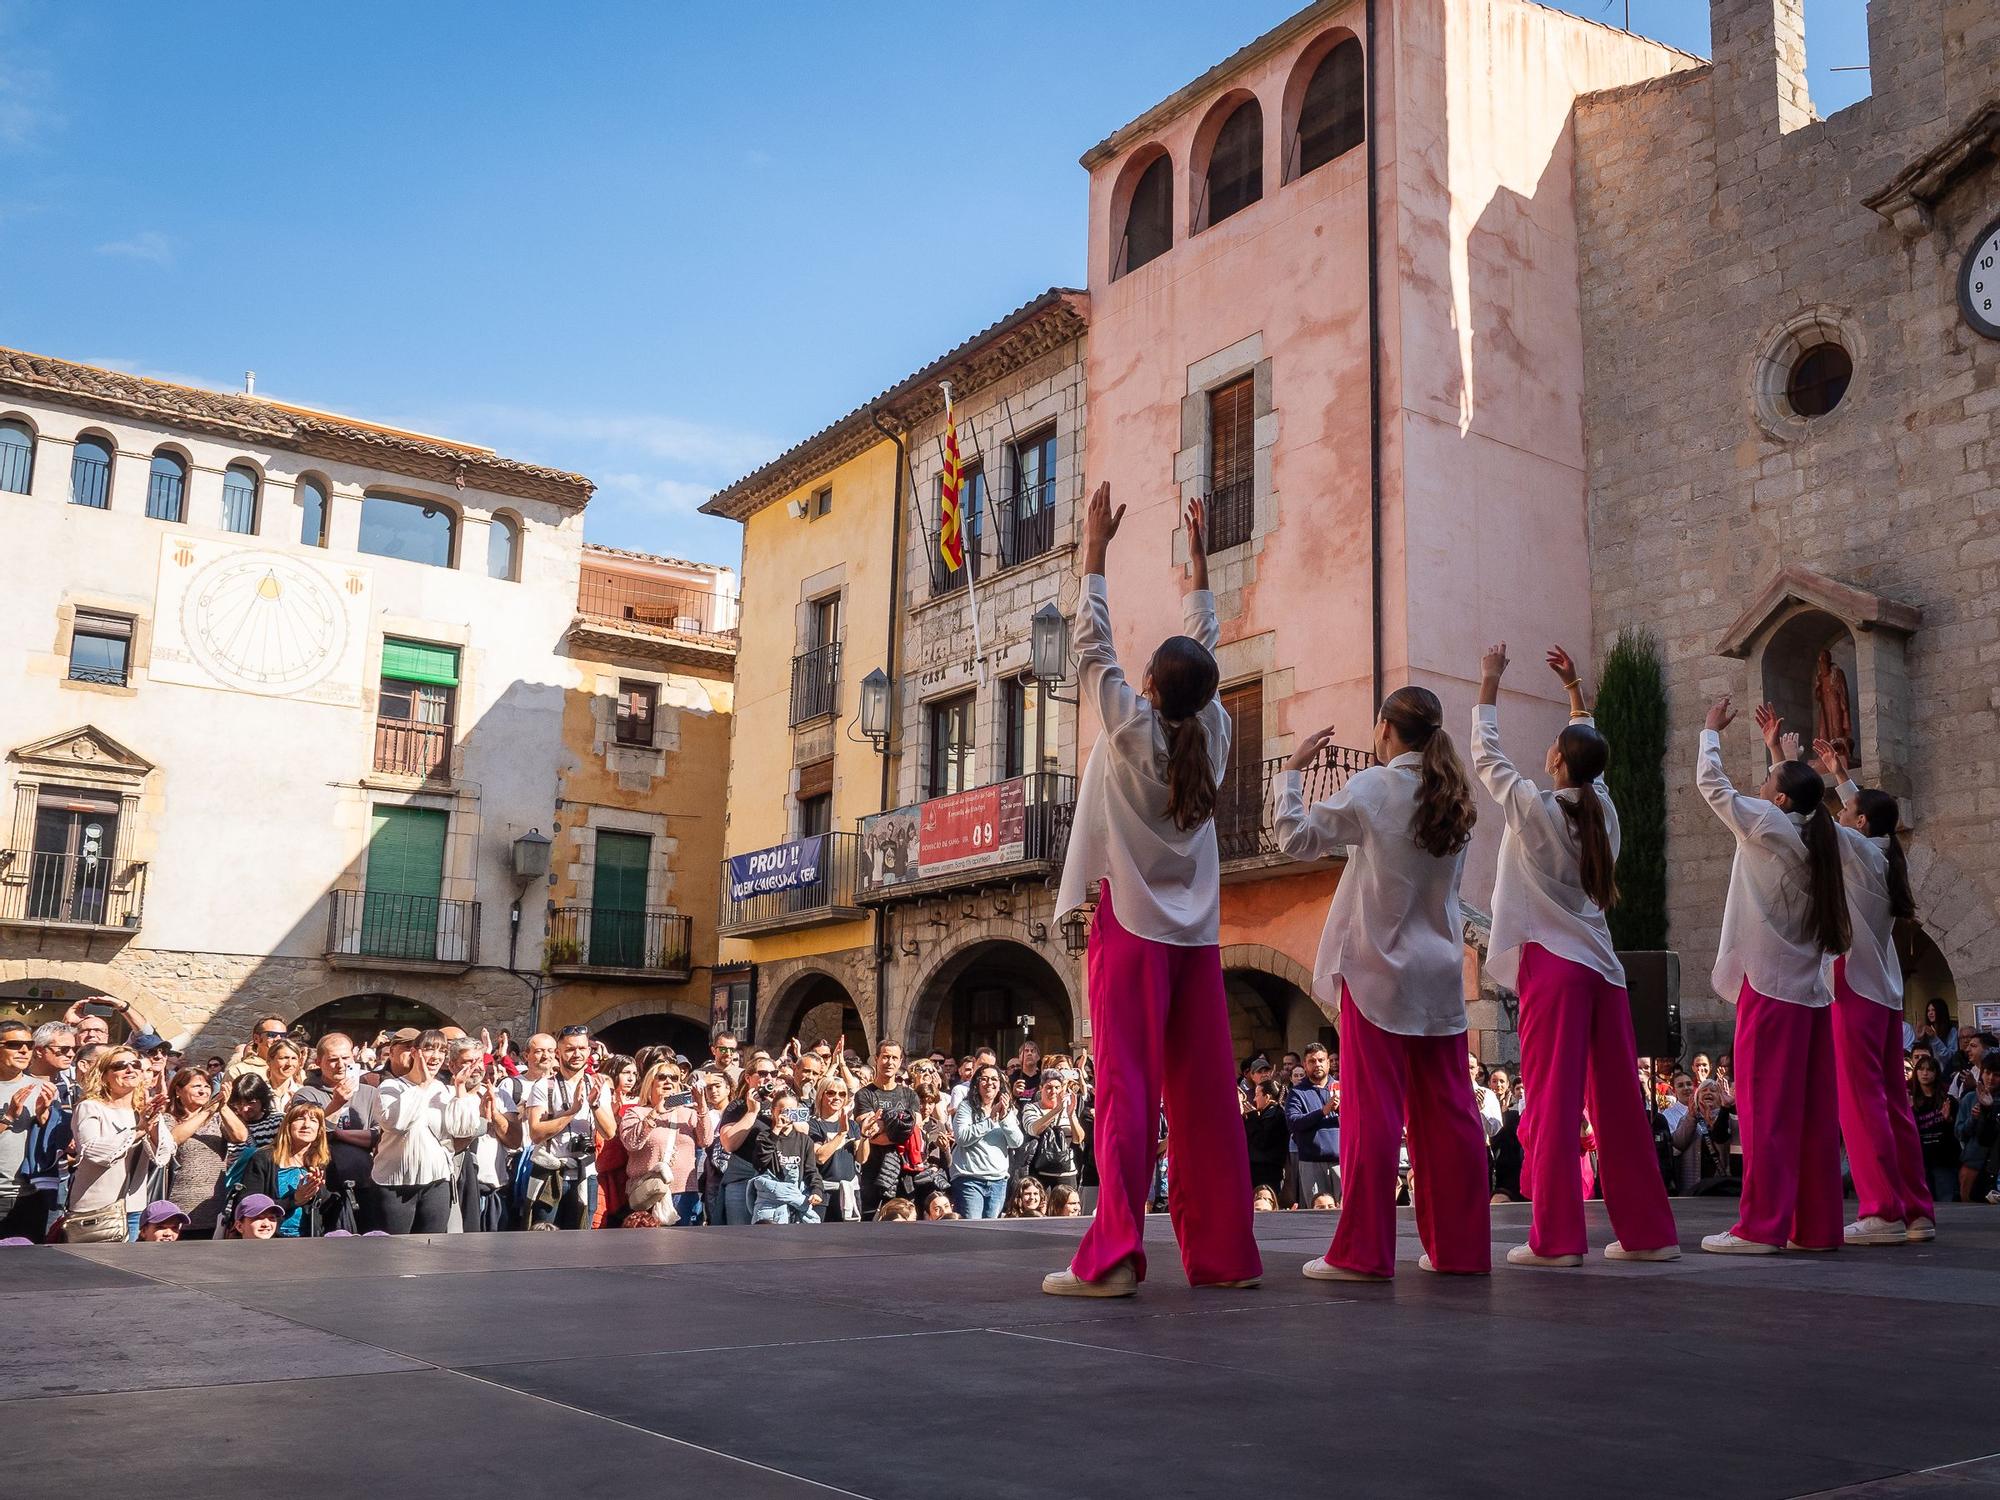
256, 1029, 288, 1040
45, 1045, 77, 1056
108, 1060, 142, 1072
750, 1067, 777, 1078
0, 1038, 31, 1050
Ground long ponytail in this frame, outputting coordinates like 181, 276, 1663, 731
1380, 686, 1476, 858
1148, 634, 1221, 832
1555, 723, 1618, 911
1776, 761, 1851, 954
1853, 787, 1915, 920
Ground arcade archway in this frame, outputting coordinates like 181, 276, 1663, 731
908, 939, 1076, 1061
760, 970, 865, 1056
1222, 964, 1325, 1066
1897, 923, 1958, 1030
595, 1011, 710, 1062
290, 993, 457, 1047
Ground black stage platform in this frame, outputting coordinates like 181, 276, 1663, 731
6, 1198, 1995, 1499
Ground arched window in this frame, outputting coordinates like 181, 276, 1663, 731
298, 475, 330, 547
486, 513, 521, 581
70, 434, 114, 509
1114, 152, 1173, 279
221, 462, 260, 534
358, 491, 456, 568
1292, 37, 1365, 178
0, 419, 34, 495
146, 449, 187, 522
1202, 99, 1264, 229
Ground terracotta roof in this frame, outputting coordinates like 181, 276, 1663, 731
0, 345, 594, 509
701, 288, 1087, 523
582, 540, 733, 576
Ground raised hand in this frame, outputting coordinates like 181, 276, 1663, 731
1812, 737, 1848, 778
1545, 646, 1577, 686
1286, 725, 1338, 773
1184, 496, 1208, 560
1081, 481, 1126, 569
1778, 730, 1803, 763
1753, 702, 1783, 751
1481, 643, 1510, 680
1705, 696, 1736, 733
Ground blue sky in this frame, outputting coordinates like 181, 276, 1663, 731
1, 1, 1871, 566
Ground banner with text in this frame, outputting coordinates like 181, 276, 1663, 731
859, 779, 1025, 894
727, 837, 825, 901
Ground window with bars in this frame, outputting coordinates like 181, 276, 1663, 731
221, 463, 259, 534
932, 463, 987, 593
926, 692, 976, 800
1215, 680, 1264, 858
146, 451, 187, 523
615, 680, 658, 746
1207, 376, 1256, 551
68, 610, 134, 687
1003, 675, 1051, 780
70, 435, 113, 509
1005, 429, 1056, 565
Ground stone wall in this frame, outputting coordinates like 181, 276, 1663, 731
1575, 0, 2000, 1043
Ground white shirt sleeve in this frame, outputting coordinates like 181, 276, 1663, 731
1273, 768, 1369, 860
1076, 574, 1143, 735
1696, 730, 1778, 845
1471, 704, 1541, 832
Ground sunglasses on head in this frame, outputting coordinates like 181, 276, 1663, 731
558, 1026, 590, 1039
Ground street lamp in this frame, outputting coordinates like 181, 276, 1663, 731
1059, 907, 1090, 956
511, 828, 552, 882
857, 668, 891, 752
1031, 603, 1074, 702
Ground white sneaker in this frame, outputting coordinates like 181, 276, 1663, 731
1506, 1244, 1582, 1268
1701, 1231, 1779, 1255
1301, 1256, 1389, 1282
1604, 1241, 1682, 1262
1905, 1217, 1936, 1243
1041, 1263, 1137, 1298
1844, 1216, 1907, 1247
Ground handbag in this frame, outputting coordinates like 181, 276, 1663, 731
62, 1198, 130, 1244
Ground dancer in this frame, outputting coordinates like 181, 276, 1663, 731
1276, 687, 1491, 1281
1696, 699, 1849, 1254
1044, 481, 1261, 1298
1812, 736, 1933, 1245
1472, 643, 1680, 1267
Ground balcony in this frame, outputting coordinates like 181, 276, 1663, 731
0, 849, 147, 932
927, 483, 1060, 598
70, 456, 111, 509
789, 641, 841, 725
145, 472, 184, 523
718, 829, 864, 937
1206, 474, 1255, 552
373, 716, 452, 780
546, 907, 693, 981
325, 889, 479, 973
857, 772, 1075, 905
1217, 745, 1374, 874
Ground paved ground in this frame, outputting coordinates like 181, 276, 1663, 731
4, 1198, 1994, 1498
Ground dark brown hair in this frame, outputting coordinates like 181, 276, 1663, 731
1852, 788, 1915, 921
1380, 686, 1476, 857
1775, 761, 1851, 954
1148, 635, 1220, 831
1555, 723, 1618, 911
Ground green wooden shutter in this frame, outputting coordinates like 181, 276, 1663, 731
363, 805, 448, 958
380, 639, 460, 686
590, 831, 651, 966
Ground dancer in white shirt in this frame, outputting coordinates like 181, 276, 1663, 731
1045, 482, 1261, 1298
1812, 737, 1933, 1246
1472, 643, 1679, 1267
1275, 684, 1489, 1280
1695, 699, 1850, 1254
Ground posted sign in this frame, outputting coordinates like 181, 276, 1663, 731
860, 780, 1026, 893
727, 837, 825, 901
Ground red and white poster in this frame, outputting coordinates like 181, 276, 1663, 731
919, 779, 1026, 877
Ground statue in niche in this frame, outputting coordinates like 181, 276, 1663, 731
1812, 648, 1858, 767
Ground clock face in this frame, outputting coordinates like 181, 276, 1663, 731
181, 549, 348, 695
1962, 215, 2000, 340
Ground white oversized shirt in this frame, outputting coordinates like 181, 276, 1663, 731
371, 1076, 483, 1186
1695, 730, 1830, 1009
1273, 755, 1469, 1037
1054, 574, 1231, 947
1471, 705, 1625, 993
1824, 780, 1903, 1012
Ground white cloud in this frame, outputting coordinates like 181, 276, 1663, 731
595, 471, 718, 517
95, 230, 175, 267
83, 357, 232, 392
439, 404, 776, 476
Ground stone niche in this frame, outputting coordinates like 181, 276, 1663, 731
1716, 566, 1921, 797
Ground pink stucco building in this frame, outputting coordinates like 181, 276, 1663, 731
1080, 0, 1697, 1057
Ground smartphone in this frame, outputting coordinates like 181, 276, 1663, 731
784, 1106, 810, 1125
663, 1091, 694, 1110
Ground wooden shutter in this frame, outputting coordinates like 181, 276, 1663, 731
1209, 378, 1255, 488
797, 757, 834, 800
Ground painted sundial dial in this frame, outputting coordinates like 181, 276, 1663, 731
180, 549, 348, 694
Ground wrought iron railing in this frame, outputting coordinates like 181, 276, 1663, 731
546, 907, 693, 974
576, 574, 740, 644
789, 641, 841, 725
1217, 745, 1375, 863
1206, 474, 1255, 552
374, 716, 452, 779
1022, 771, 1076, 866
1000, 479, 1057, 565
146, 472, 184, 522
68, 662, 128, 688
0, 849, 147, 928
0, 440, 31, 495
70, 455, 111, 509
719, 830, 863, 934
326, 889, 479, 966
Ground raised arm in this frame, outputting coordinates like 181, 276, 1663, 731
1182, 496, 1214, 642
1075, 482, 1145, 735
1274, 726, 1369, 858
1754, 703, 1802, 769
1696, 697, 1776, 843
1471, 643, 1542, 829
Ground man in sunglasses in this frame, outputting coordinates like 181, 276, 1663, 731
0, 1020, 56, 1239
522, 1025, 616, 1229
709, 1031, 743, 1085
5, 1022, 81, 1241
225, 1015, 292, 1083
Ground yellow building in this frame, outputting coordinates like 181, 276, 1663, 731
539, 543, 737, 1058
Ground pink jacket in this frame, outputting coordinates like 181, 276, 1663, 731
617, 1103, 704, 1192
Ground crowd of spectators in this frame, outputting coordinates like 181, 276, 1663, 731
1, 995, 1994, 1245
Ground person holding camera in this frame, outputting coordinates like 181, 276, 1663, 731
372, 1029, 483, 1235
619, 1060, 705, 1226
853, 1041, 924, 1220
521, 1025, 616, 1230
747, 1082, 823, 1224
712, 1060, 779, 1224
1955, 1055, 2000, 1205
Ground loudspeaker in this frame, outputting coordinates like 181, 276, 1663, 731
1618, 950, 1682, 1060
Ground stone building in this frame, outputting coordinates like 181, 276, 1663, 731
1575, 0, 2000, 1045
539, 543, 737, 1058
0, 347, 592, 1049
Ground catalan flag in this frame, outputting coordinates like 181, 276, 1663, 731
938, 394, 965, 573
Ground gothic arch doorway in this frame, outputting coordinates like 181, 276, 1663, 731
909, 939, 1076, 1061
290, 993, 457, 1047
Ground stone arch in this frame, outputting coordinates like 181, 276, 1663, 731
903, 933, 1081, 1060
1188, 88, 1264, 234
0, 959, 171, 1039
568, 995, 711, 1036
757, 961, 869, 1056
1219, 943, 1324, 1063
1905, 841, 2000, 1027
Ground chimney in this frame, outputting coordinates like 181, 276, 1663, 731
244, 370, 256, 396
1709, 0, 1813, 167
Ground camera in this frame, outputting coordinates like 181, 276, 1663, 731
754, 1082, 779, 1103
877, 1105, 916, 1145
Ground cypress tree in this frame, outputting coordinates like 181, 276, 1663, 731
1596, 626, 1669, 950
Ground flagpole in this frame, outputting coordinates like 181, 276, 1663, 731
942, 381, 990, 686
